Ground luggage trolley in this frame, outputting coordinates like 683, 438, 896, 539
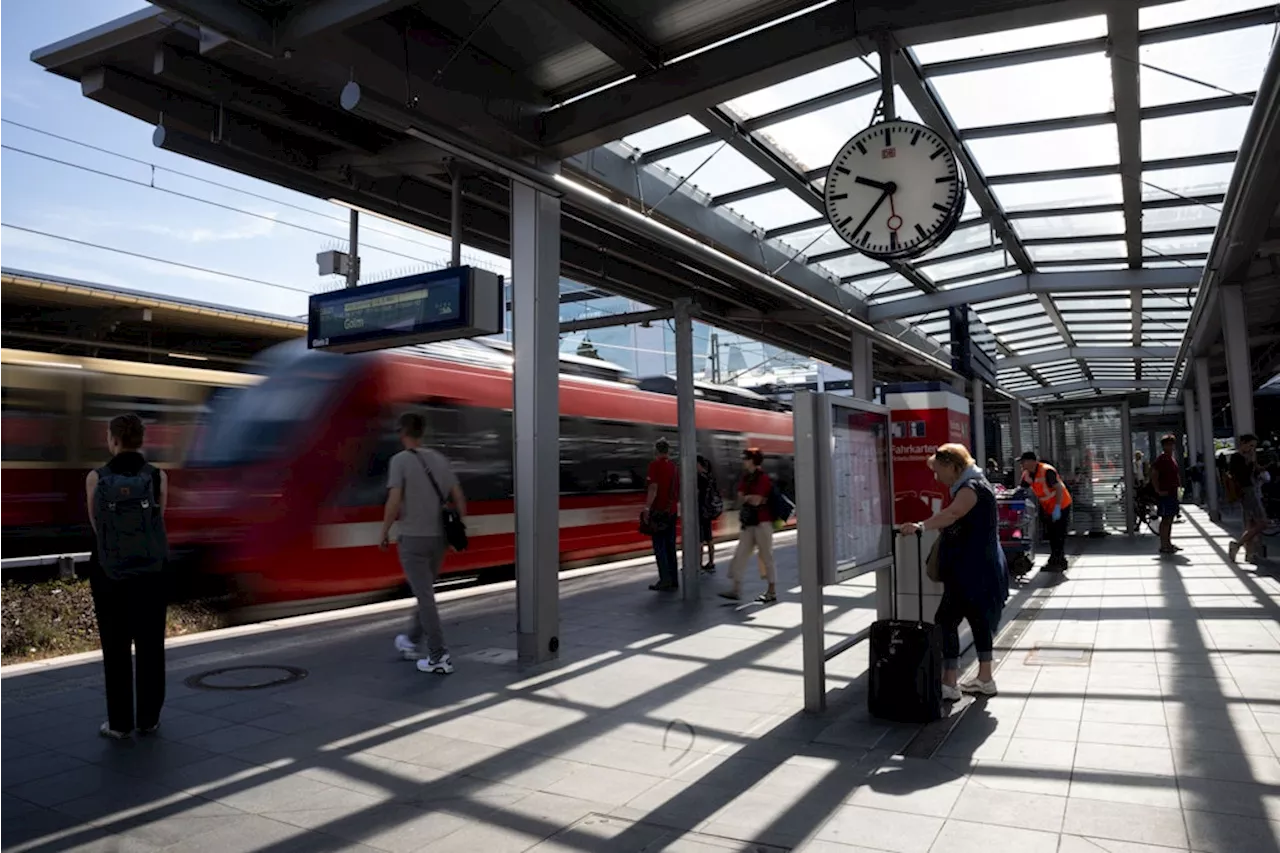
996, 488, 1037, 578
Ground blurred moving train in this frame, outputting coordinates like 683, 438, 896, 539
3, 341, 796, 611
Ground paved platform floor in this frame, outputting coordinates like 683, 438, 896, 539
4, 513, 1279, 852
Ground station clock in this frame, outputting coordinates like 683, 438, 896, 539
823, 119, 966, 262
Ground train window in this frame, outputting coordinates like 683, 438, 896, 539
560, 417, 653, 494
81, 393, 206, 465
333, 403, 514, 507
1, 386, 70, 462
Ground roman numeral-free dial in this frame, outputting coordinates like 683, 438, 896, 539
823, 120, 966, 263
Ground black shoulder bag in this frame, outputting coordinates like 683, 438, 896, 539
414, 451, 468, 552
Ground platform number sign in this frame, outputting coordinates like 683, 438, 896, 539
823, 119, 966, 262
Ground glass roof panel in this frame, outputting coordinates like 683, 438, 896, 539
1139, 26, 1273, 108
986, 315, 1056, 334
653, 144, 773, 196
1144, 260, 1206, 269
724, 189, 819, 231
1028, 240, 1127, 262
995, 175, 1124, 212
1142, 107, 1253, 160
1143, 233, 1215, 256
931, 53, 1113, 129
981, 303, 1043, 323
924, 250, 1009, 281
776, 225, 852, 259
1040, 263, 1129, 272
1142, 203, 1221, 232
970, 125, 1120, 176
621, 116, 707, 152
939, 271, 1021, 291
862, 275, 922, 301
1140, 0, 1277, 29
813, 252, 887, 279
1142, 162, 1233, 202
724, 56, 879, 121
913, 15, 1108, 64
1013, 211, 1125, 240
925, 221, 996, 260
754, 91, 880, 171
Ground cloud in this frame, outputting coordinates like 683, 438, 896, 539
131, 214, 279, 244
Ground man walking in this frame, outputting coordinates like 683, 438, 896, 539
380, 412, 466, 674
1228, 434, 1267, 564
1152, 434, 1182, 555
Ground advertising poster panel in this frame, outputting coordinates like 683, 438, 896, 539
883, 382, 972, 524
830, 405, 892, 574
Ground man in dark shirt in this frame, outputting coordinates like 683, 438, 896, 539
1152, 434, 1181, 555
1228, 434, 1266, 563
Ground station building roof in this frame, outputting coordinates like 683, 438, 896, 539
31, 0, 1280, 409
1, 268, 304, 368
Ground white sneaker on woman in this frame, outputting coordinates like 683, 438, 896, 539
960, 678, 998, 696
941, 684, 963, 702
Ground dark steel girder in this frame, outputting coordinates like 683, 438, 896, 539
1109, 7, 1143, 270
961, 92, 1254, 141
538, 0, 1125, 157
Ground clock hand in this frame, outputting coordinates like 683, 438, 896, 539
854, 176, 893, 192
851, 189, 890, 239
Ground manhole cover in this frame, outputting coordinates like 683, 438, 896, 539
463, 648, 518, 665
1025, 644, 1093, 666
184, 665, 308, 691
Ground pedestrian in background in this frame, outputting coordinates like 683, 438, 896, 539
720, 448, 777, 603
1152, 434, 1182, 555
643, 437, 679, 591
697, 455, 723, 574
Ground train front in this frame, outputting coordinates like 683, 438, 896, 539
168, 342, 377, 607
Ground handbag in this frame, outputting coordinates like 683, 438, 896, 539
924, 535, 941, 583
414, 451, 468, 552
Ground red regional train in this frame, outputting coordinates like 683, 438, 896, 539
171, 339, 796, 612
4, 340, 796, 610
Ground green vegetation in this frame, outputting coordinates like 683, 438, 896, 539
1, 579, 223, 663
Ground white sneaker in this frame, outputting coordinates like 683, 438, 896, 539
941, 684, 962, 702
417, 653, 454, 675
394, 634, 423, 660
960, 678, 998, 696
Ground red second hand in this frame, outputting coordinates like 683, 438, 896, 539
886, 193, 903, 233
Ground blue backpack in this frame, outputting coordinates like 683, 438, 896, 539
768, 485, 795, 523
94, 465, 167, 579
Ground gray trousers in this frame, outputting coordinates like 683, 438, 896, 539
398, 535, 447, 657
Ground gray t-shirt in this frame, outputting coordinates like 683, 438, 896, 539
387, 447, 459, 538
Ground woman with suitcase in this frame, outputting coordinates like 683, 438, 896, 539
899, 443, 1008, 702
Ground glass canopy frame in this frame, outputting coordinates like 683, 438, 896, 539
612, 2, 1276, 402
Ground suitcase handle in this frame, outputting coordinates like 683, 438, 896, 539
892, 528, 928, 624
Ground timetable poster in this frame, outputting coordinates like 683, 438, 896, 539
830, 406, 892, 571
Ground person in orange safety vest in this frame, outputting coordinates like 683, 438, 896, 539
1019, 451, 1073, 571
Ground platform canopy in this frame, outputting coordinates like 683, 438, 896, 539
32, 0, 1280, 404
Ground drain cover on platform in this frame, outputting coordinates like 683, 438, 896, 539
184, 665, 308, 691
462, 647, 518, 665
1024, 644, 1093, 666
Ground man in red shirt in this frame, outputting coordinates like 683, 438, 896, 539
644, 437, 680, 591
1152, 434, 1182, 555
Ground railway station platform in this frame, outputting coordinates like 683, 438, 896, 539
4, 518, 1280, 853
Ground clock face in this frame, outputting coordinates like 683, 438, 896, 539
823, 120, 966, 262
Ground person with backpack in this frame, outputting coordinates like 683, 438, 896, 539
380, 412, 467, 675
720, 448, 781, 603
85, 413, 169, 740
696, 455, 723, 574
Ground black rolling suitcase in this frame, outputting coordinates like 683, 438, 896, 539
868, 530, 944, 723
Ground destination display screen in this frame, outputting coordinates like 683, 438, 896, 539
309, 266, 498, 353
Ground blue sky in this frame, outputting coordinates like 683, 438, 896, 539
2, 1, 509, 319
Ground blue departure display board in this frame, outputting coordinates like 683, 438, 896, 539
308, 266, 502, 353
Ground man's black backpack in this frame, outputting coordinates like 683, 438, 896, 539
94, 465, 167, 579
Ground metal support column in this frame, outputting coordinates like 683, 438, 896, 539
1009, 402, 1024, 461
1220, 283, 1255, 437
1195, 357, 1219, 520
851, 333, 873, 400
972, 378, 986, 465
449, 165, 463, 267
794, 391, 825, 712
674, 298, 700, 598
1184, 387, 1201, 504
1038, 406, 1052, 460
511, 175, 561, 665
1121, 401, 1136, 535
346, 209, 360, 288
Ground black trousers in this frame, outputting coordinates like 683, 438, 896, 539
90, 568, 168, 732
1044, 507, 1071, 565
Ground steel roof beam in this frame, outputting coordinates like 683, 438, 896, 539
1109, 7, 1144, 271
559, 308, 673, 334
148, 0, 277, 56
529, 0, 659, 73
988, 151, 1237, 185
869, 268, 1201, 322
962, 93, 1253, 140
539, 0, 1127, 157
1019, 378, 1168, 399
1001, 345, 1178, 368
278, 0, 419, 45
1007, 193, 1225, 219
